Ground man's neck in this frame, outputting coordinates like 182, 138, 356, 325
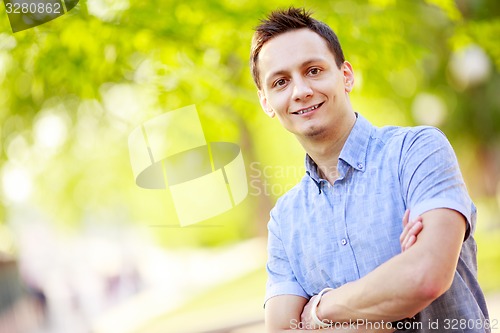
300, 112, 357, 184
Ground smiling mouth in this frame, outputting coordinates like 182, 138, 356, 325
292, 102, 324, 115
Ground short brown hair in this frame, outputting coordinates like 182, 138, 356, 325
250, 7, 345, 90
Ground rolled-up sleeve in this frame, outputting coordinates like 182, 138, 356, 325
265, 209, 308, 306
400, 127, 475, 239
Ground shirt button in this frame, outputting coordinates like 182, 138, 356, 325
341, 238, 348, 246
357, 163, 364, 170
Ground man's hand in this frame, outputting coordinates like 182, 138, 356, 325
300, 291, 331, 330
400, 209, 423, 252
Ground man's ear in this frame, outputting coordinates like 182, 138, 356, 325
342, 61, 355, 93
258, 90, 275, 118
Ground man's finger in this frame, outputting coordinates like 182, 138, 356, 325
401, 218, 423, 251
402, 219, 421, 248
402, 209, 410, 227
404, 235, 416, 251
400, 209, 411, 243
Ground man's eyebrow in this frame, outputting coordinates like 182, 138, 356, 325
264, 58, 327, 86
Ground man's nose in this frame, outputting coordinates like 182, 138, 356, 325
292, 77, 313, 101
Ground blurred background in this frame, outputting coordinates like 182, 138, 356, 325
0, 0, 499, 332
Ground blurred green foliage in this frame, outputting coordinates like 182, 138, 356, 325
0, 0, 499, 254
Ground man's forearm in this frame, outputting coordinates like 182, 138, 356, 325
318, 250, 433, 323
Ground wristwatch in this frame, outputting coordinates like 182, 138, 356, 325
310, 287, 334, 328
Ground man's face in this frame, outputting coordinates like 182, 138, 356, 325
257, 28, 354, 139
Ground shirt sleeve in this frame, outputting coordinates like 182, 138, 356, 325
264, 208, 309, 306
399, 127, 475, 240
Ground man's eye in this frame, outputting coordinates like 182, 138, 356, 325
308, 68, 321, 75
273, 78, 286, 87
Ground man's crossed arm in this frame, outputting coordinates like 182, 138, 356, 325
265, 208, 465, 332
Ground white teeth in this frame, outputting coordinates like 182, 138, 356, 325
296, 104, 320, 115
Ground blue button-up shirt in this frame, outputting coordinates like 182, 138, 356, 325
266, 113, 490, 332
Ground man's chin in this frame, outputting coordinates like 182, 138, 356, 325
301, 126, 328, 139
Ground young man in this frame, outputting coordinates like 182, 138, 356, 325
250, 7, 490, 333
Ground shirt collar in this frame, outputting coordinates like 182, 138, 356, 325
305, 113, 373, 185
338, 112, 372, 172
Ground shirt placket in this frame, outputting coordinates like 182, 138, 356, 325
328, 176, 360, 284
